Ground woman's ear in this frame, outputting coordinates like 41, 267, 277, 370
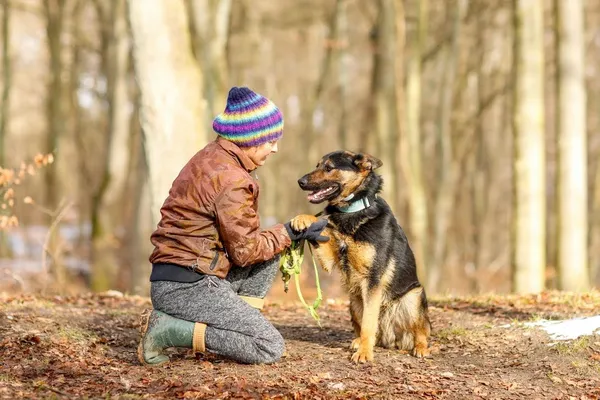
353, 153, 383, 171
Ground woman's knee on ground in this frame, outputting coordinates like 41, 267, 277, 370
254, 326, 285, 364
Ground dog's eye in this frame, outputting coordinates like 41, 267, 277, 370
324, 165, 333, 172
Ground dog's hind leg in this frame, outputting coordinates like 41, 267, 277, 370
412, 289, 431, 358
394, 287, 430, 357
394, 329, 414, 352
412, 321, 431, 357
377, 305, 397, 349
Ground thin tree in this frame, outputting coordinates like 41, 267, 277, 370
555, 0, 588, 291
90, 0, 132, 291
0, 0, 11, 259
68, 0, 91, 284
335, 0, 350, 150
592, 158, 600, 286
471, 1, 489, 293
372, 0, 398, 212
394, 0, 406, 218
120, 86, 148, 295
188, 0, 232, 122
128, 0, 207, 227
301, 0, 344, 168
43, 0, 66, 213
511, 0, 546, 294
428, 0, 467, 292
42, 0, 67, 289
0, 0, 10, 168
403, 0, 428, 284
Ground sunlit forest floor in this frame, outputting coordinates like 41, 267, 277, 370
1, 291, 599, 399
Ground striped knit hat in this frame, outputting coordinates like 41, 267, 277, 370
213, 87, 284, 147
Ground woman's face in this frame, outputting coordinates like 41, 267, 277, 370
244, 140, 279, 167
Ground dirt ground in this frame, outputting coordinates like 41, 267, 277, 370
0, 291, 599, 399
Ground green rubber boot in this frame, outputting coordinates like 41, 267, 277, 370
137, 309, 197, 365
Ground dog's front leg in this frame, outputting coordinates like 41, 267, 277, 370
351, 285, 384, 363
349, 295, 363, 349
290, 214, 318, 231
307, 236, 338, 273
290, 214, 337, 272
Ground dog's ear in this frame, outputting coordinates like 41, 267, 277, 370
353, 153, 383, 171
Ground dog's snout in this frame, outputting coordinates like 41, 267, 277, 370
298, 176, 308, 188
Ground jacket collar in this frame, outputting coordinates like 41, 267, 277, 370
216, 137, 258, 172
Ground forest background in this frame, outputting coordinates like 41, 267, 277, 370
0, 0, 598, 299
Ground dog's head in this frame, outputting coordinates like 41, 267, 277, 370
297, 151, 383, 205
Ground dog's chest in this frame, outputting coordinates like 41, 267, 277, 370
331, 231, 374, 280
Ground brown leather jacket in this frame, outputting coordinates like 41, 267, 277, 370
149, 137, 291, 278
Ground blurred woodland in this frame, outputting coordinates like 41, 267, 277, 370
0, 0, 598, 297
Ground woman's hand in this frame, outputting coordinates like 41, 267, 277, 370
284, 217, 329, 242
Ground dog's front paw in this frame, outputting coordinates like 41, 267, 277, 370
351, 345, 374, 363
412, 344, 430, 358
290, 214, 318, 231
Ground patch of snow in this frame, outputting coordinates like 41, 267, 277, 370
327, 382, 346, 391
101, 290, 124, 298
525, 315, 600, 341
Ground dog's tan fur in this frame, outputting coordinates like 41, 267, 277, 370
292, 208, 430, 363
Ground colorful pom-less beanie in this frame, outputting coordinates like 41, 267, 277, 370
212, 87, 284, 147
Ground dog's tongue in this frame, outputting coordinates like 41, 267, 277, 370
308, 187, 335, 202
307, 192, 321, 202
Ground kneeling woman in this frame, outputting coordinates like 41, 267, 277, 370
138, 87, 328, 365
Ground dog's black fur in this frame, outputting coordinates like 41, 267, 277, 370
291, 151, 431, 362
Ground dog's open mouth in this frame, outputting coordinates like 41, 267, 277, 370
307, 186, 338, 203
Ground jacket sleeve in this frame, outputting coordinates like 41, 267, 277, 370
215, 181, 291, 267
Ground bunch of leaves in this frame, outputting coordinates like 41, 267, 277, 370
0, 153, 54, 230
280, 240, 323, 325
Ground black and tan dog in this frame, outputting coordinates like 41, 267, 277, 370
290, 151, 431, 363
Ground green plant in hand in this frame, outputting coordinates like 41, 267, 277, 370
280, 240, 323, 326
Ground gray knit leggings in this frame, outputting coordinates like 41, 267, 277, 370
150, 257, 285, 364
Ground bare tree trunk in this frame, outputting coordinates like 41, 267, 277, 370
43, 0, 67, 289
68, 0, 86, 272
403, 0, 428, 285
0, 0, 10, 167
336, 0, 349, 150
188, 0, 232, 120
301, 0, 342, 168
470, 2, 489, 293
373, 0, 398, 213
128, 0, 207, 228
511, 0, 545, 294
592, 159, 600, 286
103, 0, 132, 219
90, 0, 132, 291
428, 0, 467, 293
0, 0, 11, 259
43, 0, 66, 213
555, 0, 588, 292
123, 90, 148, 295
394, 0, 405, 218
589, 1, 600, 289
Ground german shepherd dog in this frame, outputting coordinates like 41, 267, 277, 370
290, 151, 431, 363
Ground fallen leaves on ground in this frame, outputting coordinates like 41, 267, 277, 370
0, 291, 599, 399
